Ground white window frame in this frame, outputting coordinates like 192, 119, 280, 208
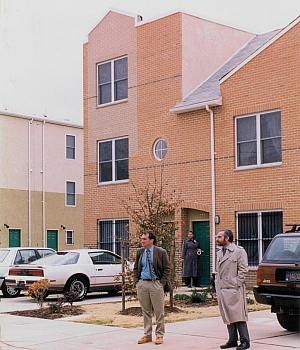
97, 56, 128, 106
236, 209, 283, 267
66, 134, 75, 160
66, 181, 76, 206
66, 230, 74, 245
153, 139, 167, 161
98, 137, 129, 185
235, 110, 281, 170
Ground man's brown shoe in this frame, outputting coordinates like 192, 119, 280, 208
155, 337, 163, 345
138, 336, 152, 344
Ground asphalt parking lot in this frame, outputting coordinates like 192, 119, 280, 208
0, 293, 299, 350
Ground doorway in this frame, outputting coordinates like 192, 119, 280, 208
47, 230, 58, 251
193, 221, 210, 286
9, 229, 21, 247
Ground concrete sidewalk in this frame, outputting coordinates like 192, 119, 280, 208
0, 310, 299, 350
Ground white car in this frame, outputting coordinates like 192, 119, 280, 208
0, 247, 55, 298
5, 249, 132, 300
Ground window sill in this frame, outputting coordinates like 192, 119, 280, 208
98, 179, 129, 186
235, 162, 282, 171
97, 99, 128, 108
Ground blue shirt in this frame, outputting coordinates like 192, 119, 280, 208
140, 246, 158, 280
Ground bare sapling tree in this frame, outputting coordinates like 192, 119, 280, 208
121, 169, 182, 311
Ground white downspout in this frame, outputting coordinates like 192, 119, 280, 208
28, 119, 33, 246
42, 120, 46, 247
206, 105, 216, 273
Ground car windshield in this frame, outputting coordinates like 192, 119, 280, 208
263, 236, 300, 262
0, 250, 9, 262
30, 252, 79, 266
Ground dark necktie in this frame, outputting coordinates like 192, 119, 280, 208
223, 248, 226, 256
146, 249, 156, 282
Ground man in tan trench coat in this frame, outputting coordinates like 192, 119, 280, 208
215, 229, 250, 350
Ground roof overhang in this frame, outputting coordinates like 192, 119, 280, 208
170, 96, 222, 114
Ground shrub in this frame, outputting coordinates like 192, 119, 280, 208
27, 279, 49, 307
247, 297, 255, 305
174, 293, 190, 300
190, 288, 208, 303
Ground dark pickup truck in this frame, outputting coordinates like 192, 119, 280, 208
253, 231, 300, 331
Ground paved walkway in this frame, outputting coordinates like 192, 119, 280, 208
0, 309, 299, 349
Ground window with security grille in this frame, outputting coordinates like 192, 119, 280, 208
236, 110, 281, 168
98, 57, 128, 105
237, 211, 283, 266
98, 137, 128, 183
98, 219, 129, 258
66, 135, 75, 159
66, 181, 75, 206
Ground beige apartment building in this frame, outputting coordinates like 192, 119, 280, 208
0, 112, 84, 250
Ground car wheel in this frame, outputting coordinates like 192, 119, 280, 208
276, 313, 300, 332
65, 276, 88, 301
1, 281, 21, 298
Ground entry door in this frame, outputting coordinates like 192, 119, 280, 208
193, 221, 210, 286
47, 230, 58, 251
9, 229, 21, 247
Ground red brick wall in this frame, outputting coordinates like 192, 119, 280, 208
214, 23, 300, 233
84, 10, 298, 286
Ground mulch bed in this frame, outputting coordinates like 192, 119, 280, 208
8, 305, 84, 320
7, 298, 218, 320
118, 298, 218, 317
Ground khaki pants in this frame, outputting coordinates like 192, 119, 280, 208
136, 279, 165, 337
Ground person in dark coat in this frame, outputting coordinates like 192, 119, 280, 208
181, 230, 201, 287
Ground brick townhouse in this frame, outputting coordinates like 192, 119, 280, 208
83, 9, 299, 286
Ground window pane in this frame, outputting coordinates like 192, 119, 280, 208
66, 135, 75, 147
262, 211, 283, 254
261, 137, 282, 163
115, 138, 128, 160
115, 219, 129, 257
100, 162, 112, 182
99, 221, 113, 251
66, 231, 73, 244
237, 141, 257, 166
66, 181, 75, 193
260, 111, 281, 138
155, 139, 167, 160
238, 213, 258, 266
66, 135, 75, 160
115, 159, 128, 181
99, 84, 111, 104
99, 62, 111, 84
237, 116, 256, 142
66, 182, 75, 205
99, 141, 112, 162
114, 58, 127, 80
115, 80, 128, 100
66, 147, 75, 159
67, 194, 75, 206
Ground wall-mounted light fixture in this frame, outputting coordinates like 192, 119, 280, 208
61, 225, 66, 230
4, 223, 9, 228
214, 215, 220, 225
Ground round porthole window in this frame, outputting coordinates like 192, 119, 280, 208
154, 139, 167, 160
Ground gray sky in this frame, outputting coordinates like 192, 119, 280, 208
0, 0, 299, 125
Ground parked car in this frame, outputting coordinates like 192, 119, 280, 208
0, 247, 56, 298
5, 249, 132, 301
253, 231, 300, 331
